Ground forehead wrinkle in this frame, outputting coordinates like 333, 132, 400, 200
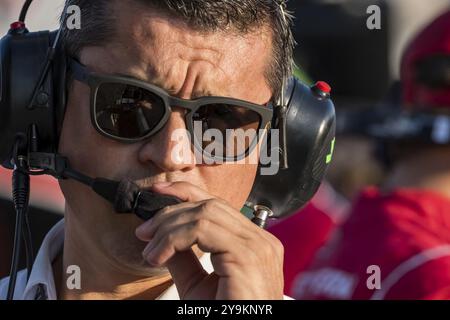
141, 50, 229, 99
106, 3, 273, 103
147, 40, 229, 96
131, 14, 241, 87
113, 61, 220, 99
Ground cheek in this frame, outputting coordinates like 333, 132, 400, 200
58, 82, 136, 178
58, 82, 92, 155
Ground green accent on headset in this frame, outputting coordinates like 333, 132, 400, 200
293, 65, 313, 86
326, 138, 336, 164
241, 205, 255, 220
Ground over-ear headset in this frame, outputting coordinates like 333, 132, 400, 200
0, 0, 335, 299
247, 79, 336, 224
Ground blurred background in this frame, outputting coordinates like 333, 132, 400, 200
1, 0, 450, 298
289, 0, 449, 199
0, 0, 62, 33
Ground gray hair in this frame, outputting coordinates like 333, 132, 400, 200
61, 0, 295, 100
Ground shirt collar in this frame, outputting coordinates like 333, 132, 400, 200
22, 219, 214, 300
23, 219, 64, 300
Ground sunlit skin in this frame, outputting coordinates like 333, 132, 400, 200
56, 1, 284, 300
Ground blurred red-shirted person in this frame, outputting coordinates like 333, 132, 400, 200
293, 10, 450, 300
268, 181, 350, 296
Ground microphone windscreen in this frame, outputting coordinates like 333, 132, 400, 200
113, 179, 183, 220
134, 191, 182, 220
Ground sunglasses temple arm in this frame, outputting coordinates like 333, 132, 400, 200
68, 58, 91, 84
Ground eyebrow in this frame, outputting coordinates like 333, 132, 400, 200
114, 71, 215, 99
112, 71, 271, 105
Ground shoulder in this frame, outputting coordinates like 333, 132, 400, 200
0, 269, 28, 300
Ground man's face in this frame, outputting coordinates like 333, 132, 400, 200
58, 1, 273, 273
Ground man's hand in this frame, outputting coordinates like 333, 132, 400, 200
135, 181, 284, 300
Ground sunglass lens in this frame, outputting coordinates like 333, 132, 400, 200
95, 83, 166, 139
192, 103, 262, 159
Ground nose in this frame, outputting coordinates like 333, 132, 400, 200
138, 107, 197, 172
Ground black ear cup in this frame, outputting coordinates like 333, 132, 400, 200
0, 29, 66, 168
247, 77, 336, 218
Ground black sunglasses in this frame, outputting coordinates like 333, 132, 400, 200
69, 58, 273, 162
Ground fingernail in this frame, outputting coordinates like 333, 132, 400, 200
136, 220, 152, 239
136, 219, 150, 231
143, 244, 158, 266
142, 242, 155, 258
136, 224, 145, 236
153, 182, 173, 188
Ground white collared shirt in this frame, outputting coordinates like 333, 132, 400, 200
0, 220, 291, 300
